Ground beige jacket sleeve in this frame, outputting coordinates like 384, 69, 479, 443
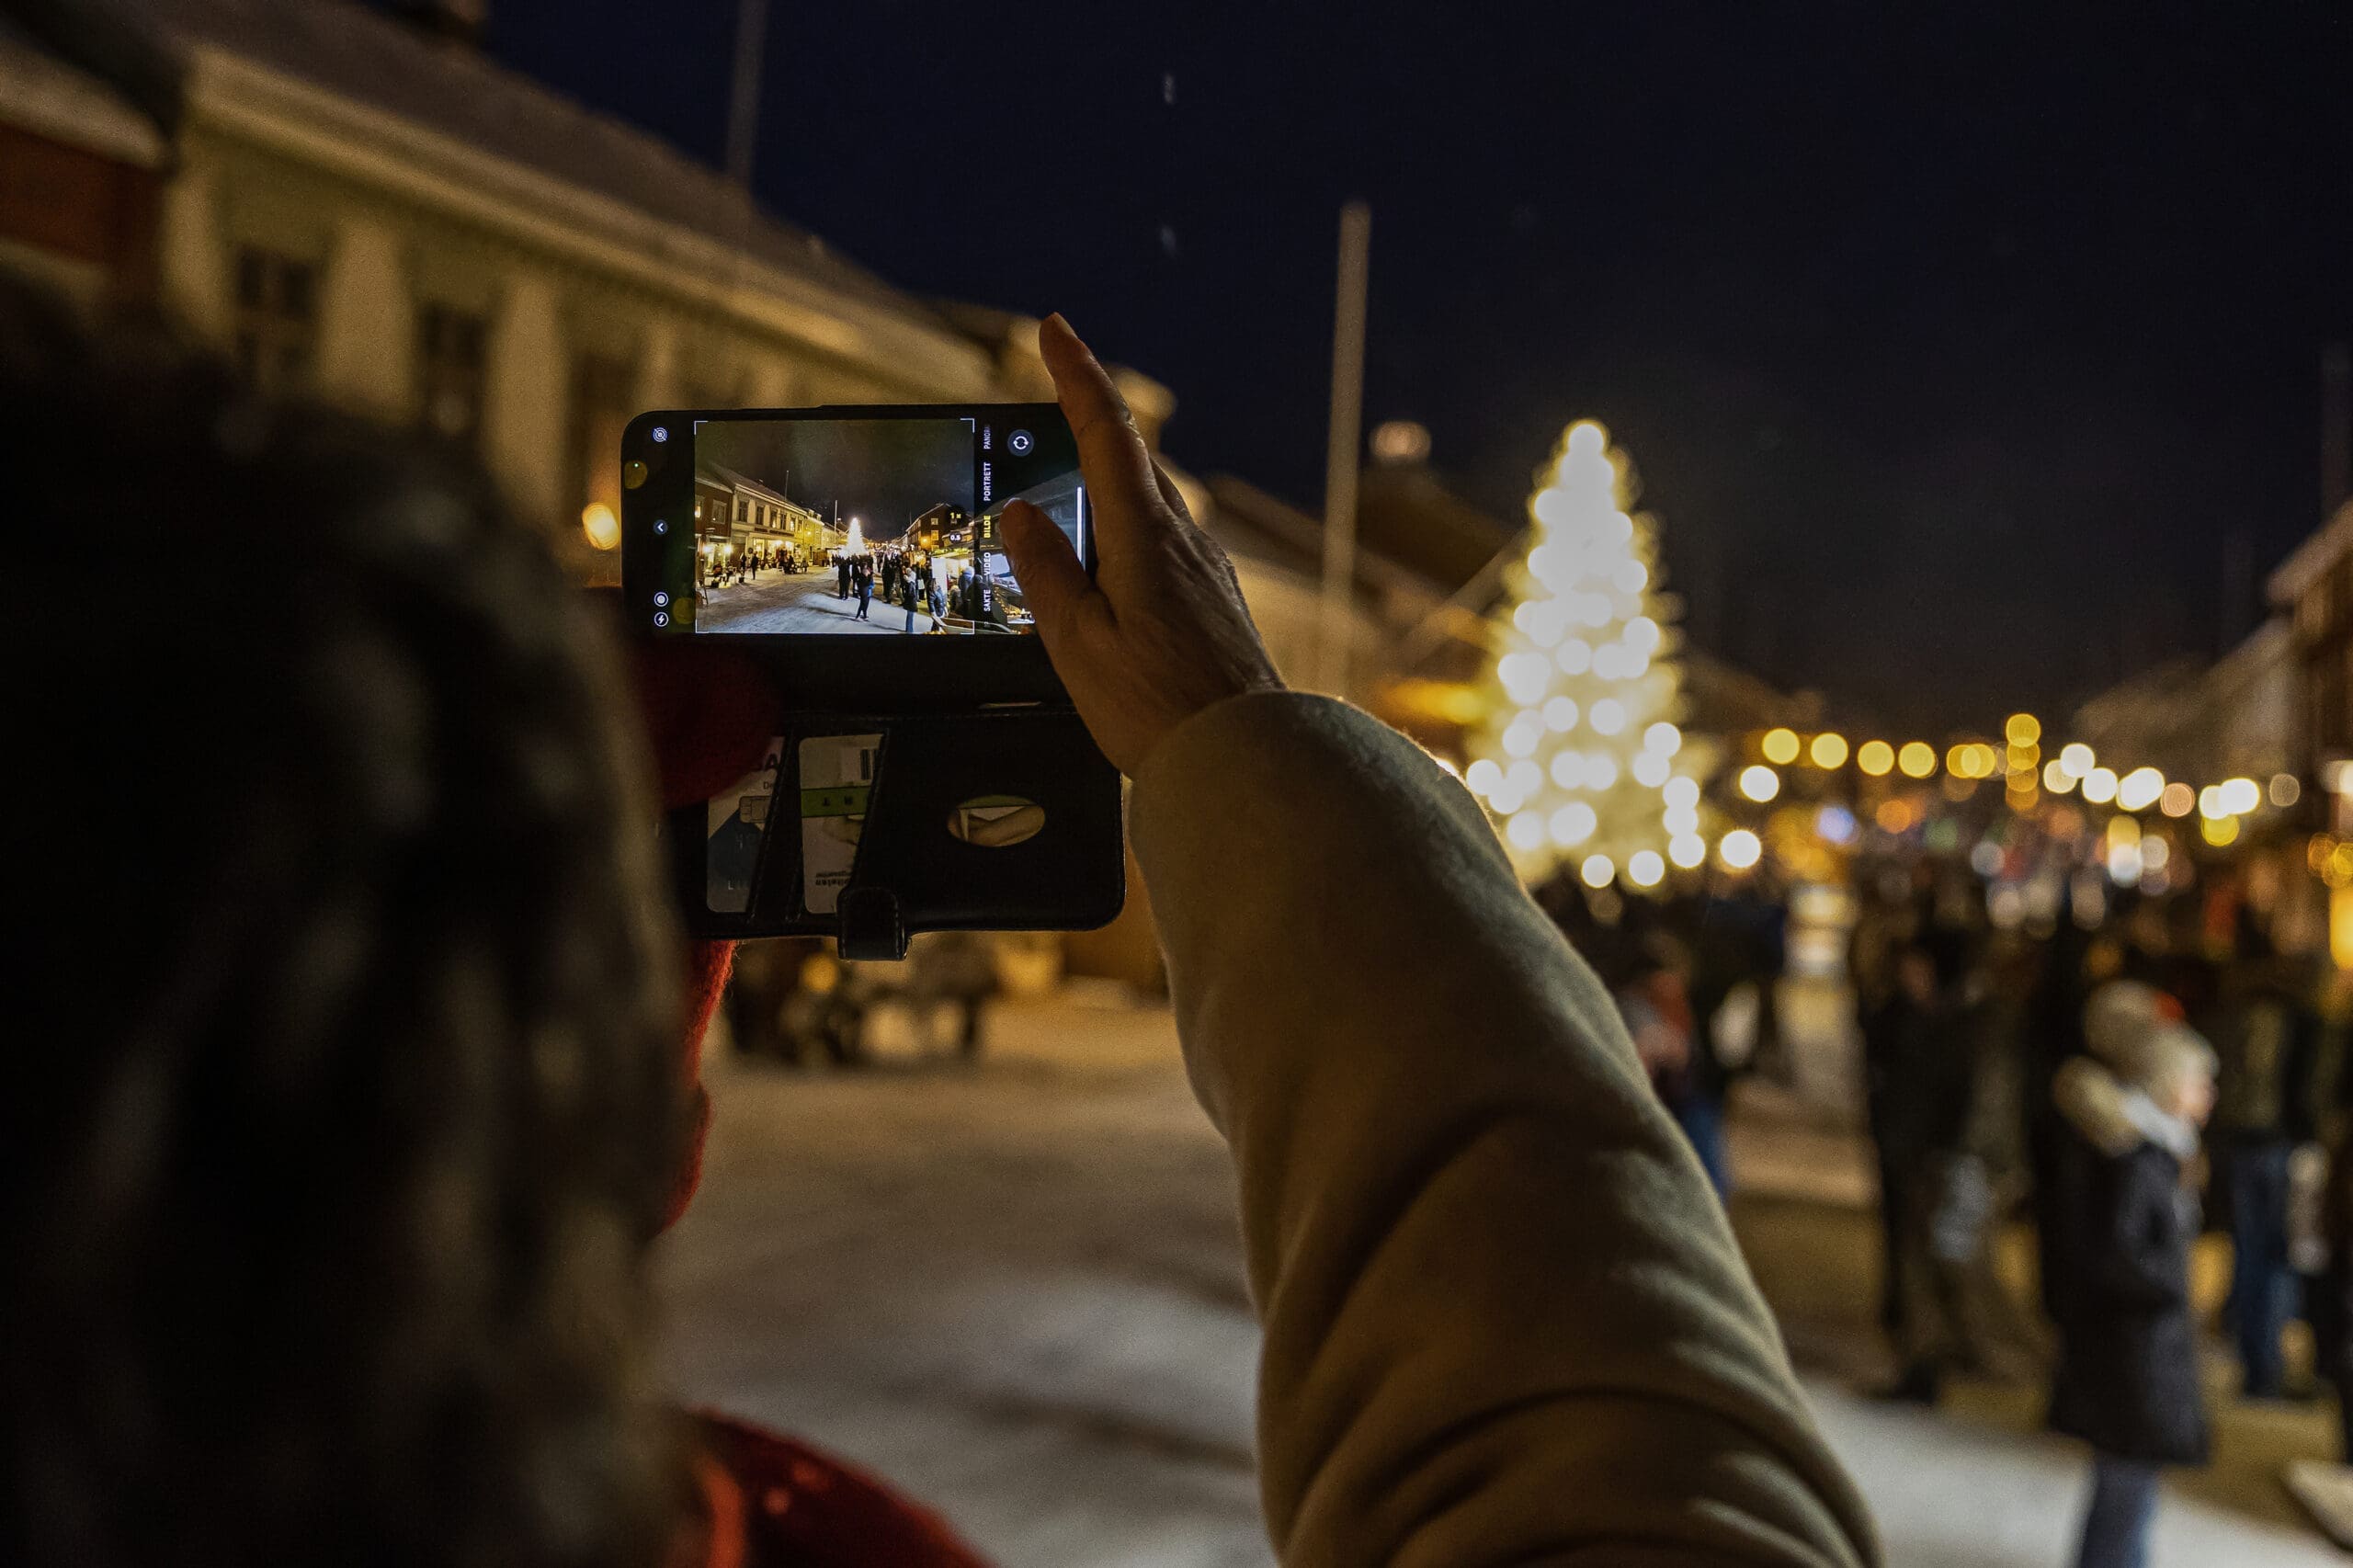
1128, 692, 1879, 1568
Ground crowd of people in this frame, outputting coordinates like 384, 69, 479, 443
1539, 871, 1790, 1196
699, 541, 807, 589
1552, 855, 2350, 1567
832, 547, 1012, 632
1856, 869, 2344, 1565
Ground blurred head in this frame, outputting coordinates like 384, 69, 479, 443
4, 290, 688, 1568
2140, 1027, 2218, 1127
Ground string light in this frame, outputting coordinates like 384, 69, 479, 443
1857, 740, 1894, 777
1762, 728, 1802, 765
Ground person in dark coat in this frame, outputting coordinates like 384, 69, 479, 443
1862, 934, 1983, 1403
2204, 956, 2323, 1399
854, 560, 872, 620
1674, 878, 1784, 1197
836, 554, 850, 598
2047, 1017, 2216, 1568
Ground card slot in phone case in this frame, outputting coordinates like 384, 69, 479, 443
681, 706, 1121, 950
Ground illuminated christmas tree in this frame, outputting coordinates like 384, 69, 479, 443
1462, 421, 1715, 890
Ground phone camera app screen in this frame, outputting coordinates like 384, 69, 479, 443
666, 414, 1083, 637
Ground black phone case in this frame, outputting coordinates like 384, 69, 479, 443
665, 705, 1124, 957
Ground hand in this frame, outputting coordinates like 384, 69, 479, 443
998, 314, 1281, 777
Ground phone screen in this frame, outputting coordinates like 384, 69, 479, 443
649, 408, 1083, 637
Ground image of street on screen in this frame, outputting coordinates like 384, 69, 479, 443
676, 412, 1084, 637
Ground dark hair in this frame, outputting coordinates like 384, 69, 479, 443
3, 289, 690, 1568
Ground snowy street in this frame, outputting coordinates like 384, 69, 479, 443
661, 991, 2344, 1568
696, 566, 938, 635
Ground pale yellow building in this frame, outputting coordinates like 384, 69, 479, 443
0, 0, 1171, 573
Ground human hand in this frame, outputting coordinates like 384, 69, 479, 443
997, 314, 1281, 777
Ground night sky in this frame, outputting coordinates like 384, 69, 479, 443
700, 415, 972, 541
475, 0, 2353, 732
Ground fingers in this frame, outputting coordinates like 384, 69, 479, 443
1038, 313, 1162, 538
999, 498, 1103, 658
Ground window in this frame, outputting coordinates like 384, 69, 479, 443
566, 352, 634, 527
416, 303, 486, 443
233, 247, 315, 396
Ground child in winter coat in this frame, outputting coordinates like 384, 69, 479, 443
2048, 1006, 2217, 1568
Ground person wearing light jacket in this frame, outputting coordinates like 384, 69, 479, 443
994, 313, 1878, 1567
8, 282, 1877, 1568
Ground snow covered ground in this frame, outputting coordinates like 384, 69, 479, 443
659, 990, 2342, 1567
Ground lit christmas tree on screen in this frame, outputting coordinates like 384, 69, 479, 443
1462, 421, 1714, 890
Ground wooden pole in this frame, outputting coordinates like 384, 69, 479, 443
725, 0, 771, 190
1319, 200, 1372, 694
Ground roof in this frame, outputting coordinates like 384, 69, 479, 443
702, 460, 808, 510
1355, 463, 1514, 592
0, 17, 168, 165
124, 0, 946, 325
2269, 496, 2353, 605
1205, 473, 1449, 605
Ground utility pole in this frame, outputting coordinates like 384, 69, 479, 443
725, 0, 770, 190
1317, 200, 1371, 694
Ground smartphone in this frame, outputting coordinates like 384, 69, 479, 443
622, 403, 1086, 706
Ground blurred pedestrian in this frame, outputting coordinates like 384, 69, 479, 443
1673, 877, 1784, 1196
1608, 930, 1697, 1112
855, 560, 872, 620
2206, 955, 2323, 1399
837, 553, 850, 598
2320, 1124, 2353, 1460
2047, 1004, 2216, 1568
902, 571, 919, 632
1863, 936, 1982, 1403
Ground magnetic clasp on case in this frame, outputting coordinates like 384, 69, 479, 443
836, 885, 908, 961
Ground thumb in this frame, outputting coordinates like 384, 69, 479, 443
1000, 499, 1100, 643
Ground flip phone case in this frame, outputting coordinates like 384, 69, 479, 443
666, 705, 1124, 957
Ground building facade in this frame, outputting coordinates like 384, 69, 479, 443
2272, 498, 2353, 827
0, 0, 1171, 578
